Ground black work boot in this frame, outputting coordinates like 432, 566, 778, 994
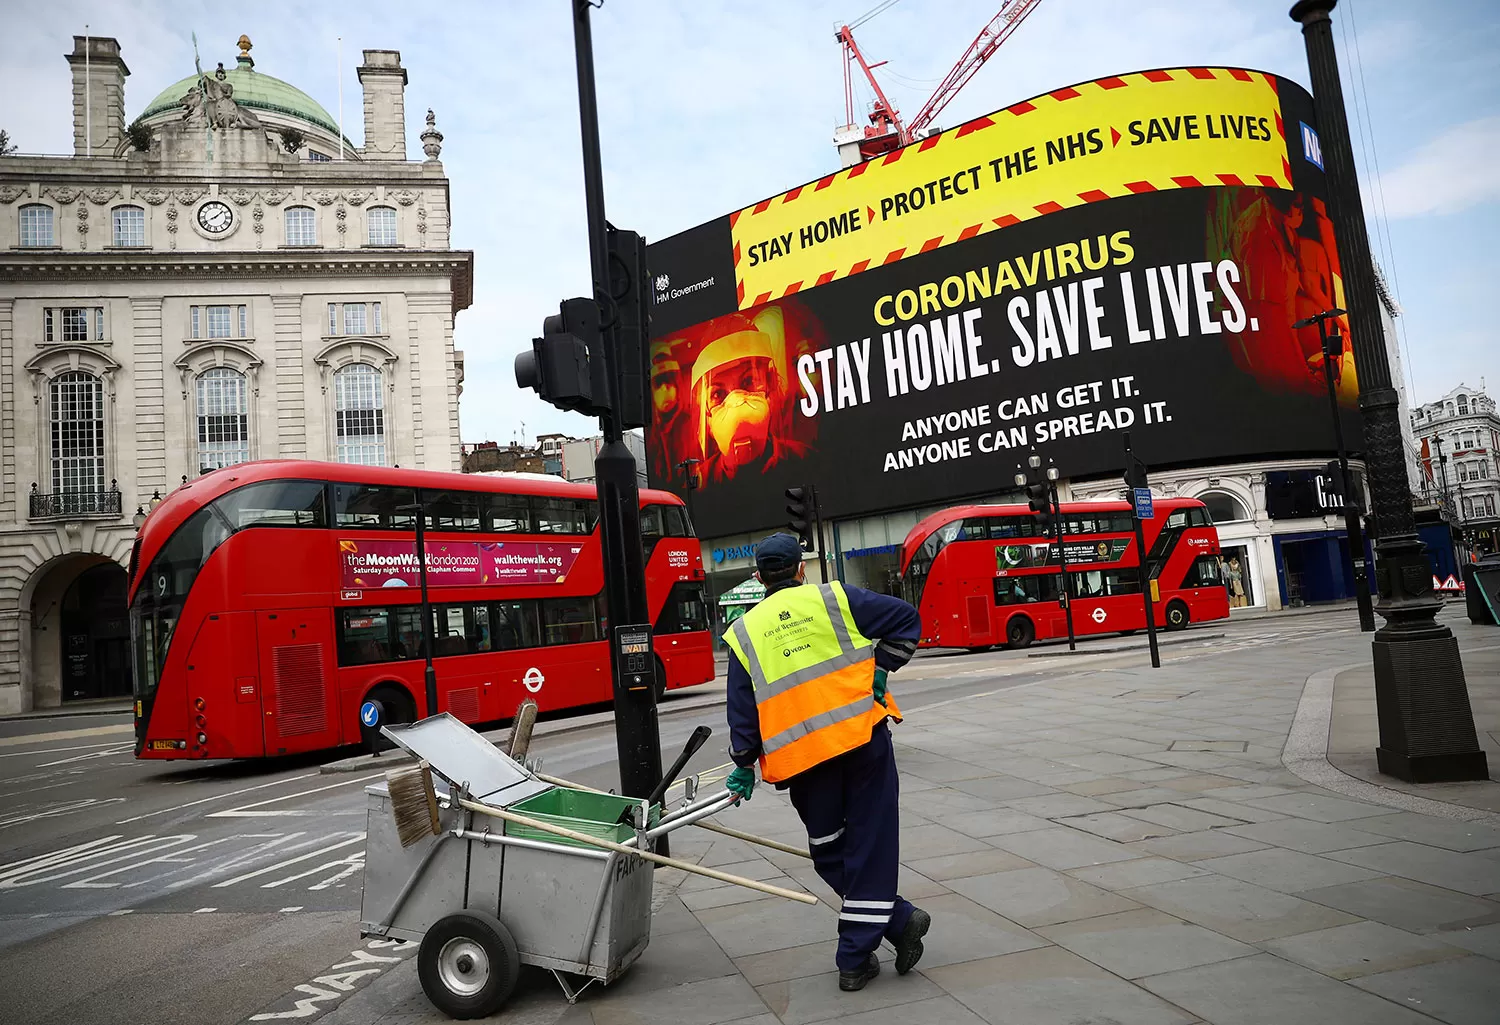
838, 953, 880, 992
894, 907, 931, 975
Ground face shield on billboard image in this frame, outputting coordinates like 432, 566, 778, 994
650, 306, 822, 487
1210, 188, 1356, 406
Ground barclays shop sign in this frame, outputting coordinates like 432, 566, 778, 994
710, 542, 757, 566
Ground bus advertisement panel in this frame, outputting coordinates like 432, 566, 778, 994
645, 68, 1359, 537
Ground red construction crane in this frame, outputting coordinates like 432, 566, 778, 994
834, 0, 1043, 166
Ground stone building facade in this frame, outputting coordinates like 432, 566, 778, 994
1411, 384, 1500, 557
0, 34, 472, 713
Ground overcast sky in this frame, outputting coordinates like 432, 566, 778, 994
3, 0, 1496, 445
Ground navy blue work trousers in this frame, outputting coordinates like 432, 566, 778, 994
786, 720, 915, 971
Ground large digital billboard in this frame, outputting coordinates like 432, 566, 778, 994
646, 68, 1360, 537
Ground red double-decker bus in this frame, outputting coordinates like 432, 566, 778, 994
900, 498, 1229, 650
129, 461, 714, 760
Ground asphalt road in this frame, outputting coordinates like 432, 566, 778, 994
0, 610, 1363, 1025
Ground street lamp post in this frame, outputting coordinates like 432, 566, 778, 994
1294, 310, 1376, 632
1290, 0, 1487, 782
675, 458, 701, 535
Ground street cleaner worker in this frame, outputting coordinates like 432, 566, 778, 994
722, 532, 931, 992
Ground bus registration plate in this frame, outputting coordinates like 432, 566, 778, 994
150, 739, 182, 751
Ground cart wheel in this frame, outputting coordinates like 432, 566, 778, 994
418, 910, 520, 1020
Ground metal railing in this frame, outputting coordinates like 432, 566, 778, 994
29, 483, 123, 520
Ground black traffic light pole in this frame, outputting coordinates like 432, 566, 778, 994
570, 0, 666, 818
1122, 434, 1161, 669
1291, 0, 1486, 781
1049, 473, 1077, 652
395, 501, 440, 716
1296, 309, 1376, 632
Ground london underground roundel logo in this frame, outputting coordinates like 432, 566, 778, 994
1091, 607, 1108, 624
523, 667, 545, 693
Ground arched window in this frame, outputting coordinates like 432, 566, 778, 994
1457, 395, 1469, 415
112, 205, 145, 247
51, 371, 105, 493
1200, 490, 1250, 524
196, 367, 249, 471
367, 206, 397, 246
20, 204, 54, 247
334, 363, 386, 465
285, 205, 317, 247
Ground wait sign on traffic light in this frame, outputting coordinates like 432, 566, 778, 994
785, 486, 815, 552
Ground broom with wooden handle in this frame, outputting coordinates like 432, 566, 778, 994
385, 763, 816, 904
506, 697, 538, 760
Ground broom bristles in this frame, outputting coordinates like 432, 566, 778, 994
388, 761, 441, 848
507, 698, 539, 761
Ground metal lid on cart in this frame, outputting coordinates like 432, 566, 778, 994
380, 713, 551, 806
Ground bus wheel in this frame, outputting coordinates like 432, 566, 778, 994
1165, 601, 1190, 631
654, 655, 668, 704
966, 645, 994, 654
418, 910, 520, 1019
361, 684, 415, 753
1005, 617, 1035, 650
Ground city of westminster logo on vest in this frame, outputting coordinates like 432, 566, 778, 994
779, 610, 792, 621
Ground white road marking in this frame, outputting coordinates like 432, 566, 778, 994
0, 779, 92, 802
68, 836, 237, 889
0, 724, 133, 748
249, 940, 410, 1021
108, 909, 133, 915
0, 740, 132, 760
205, 773, 384, 818
0, 835, 194, 889
194, 907, 216, 913
209, 810, 364, 818
212, 834, 365, 889
279, 906, 303, 913
36, 745, 133, 767
0, 797, 126, 829
116, 772, 320, 824
166, 833, 313, 891
283, 849, 364, 890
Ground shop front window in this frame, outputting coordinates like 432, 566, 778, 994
1219, 545, 1255, 608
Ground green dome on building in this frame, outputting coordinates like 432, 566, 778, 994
138, 53, 350, 145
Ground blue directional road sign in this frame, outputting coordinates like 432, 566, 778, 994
360, 700, 380, 727
1133, 487, 1154, 520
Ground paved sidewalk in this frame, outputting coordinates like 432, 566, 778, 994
534, 608, 1500, 1025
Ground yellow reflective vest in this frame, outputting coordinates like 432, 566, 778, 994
724, 581, 900, 783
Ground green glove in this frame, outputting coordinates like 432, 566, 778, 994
726, 766, 756, 802
874, 669, 889, 707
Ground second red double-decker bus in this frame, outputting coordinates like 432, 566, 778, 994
900, 498, 1230, 650
130, 460, 714, 760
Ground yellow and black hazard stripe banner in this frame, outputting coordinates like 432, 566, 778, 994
729, 67, 1290, 309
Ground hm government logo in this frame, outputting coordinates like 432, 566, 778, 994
654, 273, 716, 304
778, 610, 792, 621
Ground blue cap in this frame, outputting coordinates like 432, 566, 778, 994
755, 532, 804, 573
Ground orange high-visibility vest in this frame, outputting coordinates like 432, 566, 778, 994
724, 581, 900, 783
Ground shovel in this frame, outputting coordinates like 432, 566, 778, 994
617, 725, 712, 825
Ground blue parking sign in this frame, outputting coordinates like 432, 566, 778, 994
1133, 488, 1154, 520
360, 701, 380, 727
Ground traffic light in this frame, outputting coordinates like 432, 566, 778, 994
606, 224, 651, 429
514, 297, 600, 414
785, 486, 814, 551
1027, 481, 1053, 530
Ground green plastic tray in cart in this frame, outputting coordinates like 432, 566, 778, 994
505, 786, 662, 851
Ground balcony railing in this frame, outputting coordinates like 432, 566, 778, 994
29, 482, 123, 520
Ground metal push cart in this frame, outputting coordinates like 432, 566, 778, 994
358, 714, 753, 1019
